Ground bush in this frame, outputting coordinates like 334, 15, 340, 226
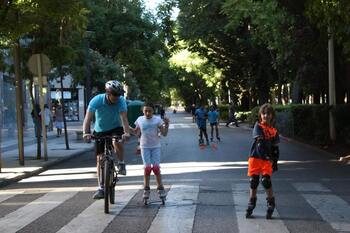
236, 111, 250, 122
216, 104, 250, 123
247, 104, 331, 144
333, 104, 350, 143
247, 106, 259, 127
216, 104, 229, 121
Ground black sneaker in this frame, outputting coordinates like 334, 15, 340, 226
93, 189, 104, 199
118, 163, 126, 175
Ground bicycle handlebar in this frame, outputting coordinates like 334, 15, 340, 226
91, 135, 123, 143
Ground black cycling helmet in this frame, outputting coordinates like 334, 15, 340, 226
105, 80, 125, 96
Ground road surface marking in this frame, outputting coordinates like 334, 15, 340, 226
232, 183, 289, 233
293, 182, 331, 192
169, 123, 196, 129
0, 188, 81, 233
57, 187, 139, 233
302, 194, 350, 232
0, 190, 24, 203
147, 184, 199, 233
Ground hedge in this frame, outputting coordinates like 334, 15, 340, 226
247, 104, 350, 145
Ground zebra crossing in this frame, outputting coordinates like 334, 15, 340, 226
168, 123, 228, 129
0, 182, 349, 233
169, 123, 197, 129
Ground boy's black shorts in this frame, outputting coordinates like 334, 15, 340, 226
93, 127, 124, 156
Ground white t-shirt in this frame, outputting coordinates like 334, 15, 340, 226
135, 115, 163, 148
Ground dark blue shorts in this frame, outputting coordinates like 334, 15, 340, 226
94, 127, 124, 155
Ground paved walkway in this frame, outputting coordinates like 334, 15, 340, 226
0, 121, 94, 187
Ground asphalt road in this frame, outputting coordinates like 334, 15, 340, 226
0, 111, 349, 233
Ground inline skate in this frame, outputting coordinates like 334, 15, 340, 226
143, 187, 150, 205
266, 197, 275, 219
245, 197, 257, 218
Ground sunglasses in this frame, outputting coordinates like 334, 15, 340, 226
110, 93, 121, 97
107, 91, 122, 97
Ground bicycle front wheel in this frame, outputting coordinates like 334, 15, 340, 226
104, 159, 110, 214
109, 167, 116, 204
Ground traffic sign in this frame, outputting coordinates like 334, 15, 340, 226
27, 54, 51, 76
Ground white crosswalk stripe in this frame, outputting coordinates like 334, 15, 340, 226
57, 186, 140, 233
293, 182, 331, 192
0, 190, 24, 203
293, 182, 350, 232
232, 183, 290, 233
147, 184, 199, 233
0, 188, 82, 233
0, 182, 349, 232
302, 194, 350, 232
169, 123, 196, 129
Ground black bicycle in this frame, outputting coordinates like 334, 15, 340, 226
92, 135, 122, 214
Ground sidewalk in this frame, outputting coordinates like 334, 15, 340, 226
0, 121, 94, 188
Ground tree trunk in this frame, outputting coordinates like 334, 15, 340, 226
13, 42, 25, 166
291, 80, 302, 104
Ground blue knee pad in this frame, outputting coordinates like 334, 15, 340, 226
250, 175, 259, 189
261, 175, 272, 189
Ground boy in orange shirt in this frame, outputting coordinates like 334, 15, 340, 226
246, 103, 280, 219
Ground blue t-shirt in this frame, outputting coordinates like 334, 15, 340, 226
195, 108, 207, 128
87, 94, 127, 132
249, 122, 280, 160
208, 110, 219, 124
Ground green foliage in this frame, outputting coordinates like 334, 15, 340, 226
247, 104, 332, 144
289, 105, 329, 143
332, 104, 350, 142
169, 45, 222, 106
216, 104, 249, 122
82, 0, 171, 101
0, 0, 88, 46
247, 105, 259, 127
305, 0, 350, 54
236, 111, 250, 122
216, 104, 228, 121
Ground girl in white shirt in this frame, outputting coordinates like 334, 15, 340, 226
132, 102, 169, 201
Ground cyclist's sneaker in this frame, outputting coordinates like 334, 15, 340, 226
143, 187, 150, 199
118, 162, 126, 175
217, 137, 221, 141
157, 186, 167, 198
93, 189, 104, 199
210, 138, 213, 142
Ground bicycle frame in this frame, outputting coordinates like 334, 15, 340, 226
93, 135, 122, 214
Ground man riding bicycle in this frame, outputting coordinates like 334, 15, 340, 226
82, 80, 131, 199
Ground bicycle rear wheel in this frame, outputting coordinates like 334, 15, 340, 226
104, 159, 110, 214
